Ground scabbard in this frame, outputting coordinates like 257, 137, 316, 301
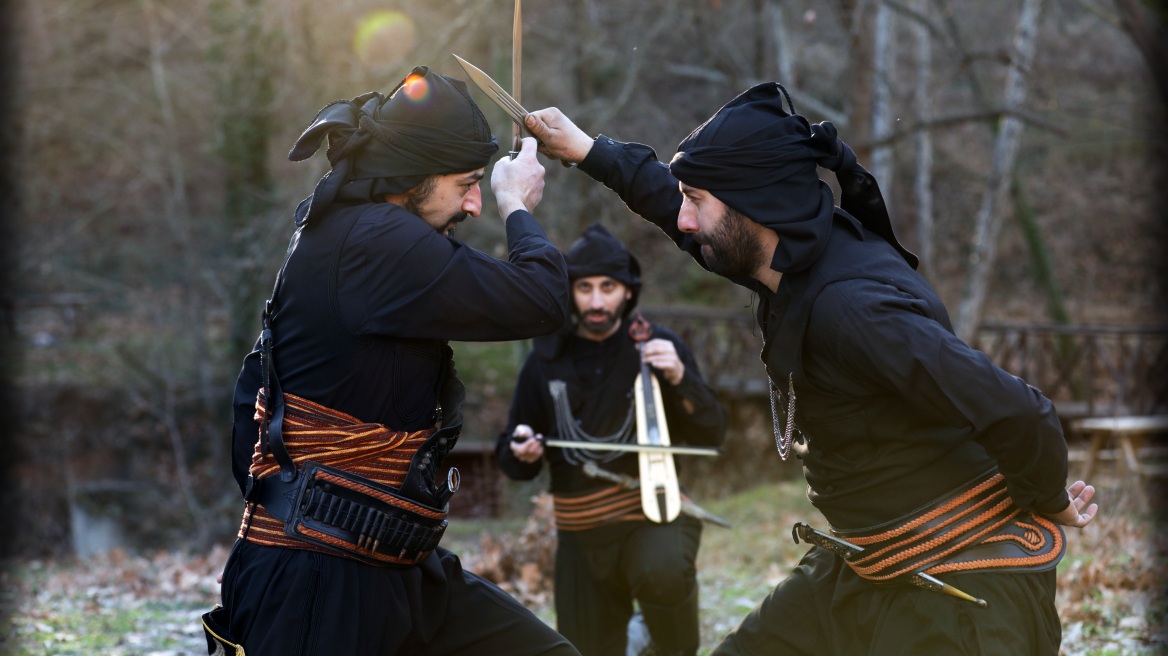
791, 522, 988, 608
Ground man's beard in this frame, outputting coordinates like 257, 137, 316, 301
699, 206, 765, 278
402, 177, 468, 236
577, 297, 628, 337
436, 213, 468, 236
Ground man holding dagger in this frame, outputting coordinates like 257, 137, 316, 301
497, 222, 728, 656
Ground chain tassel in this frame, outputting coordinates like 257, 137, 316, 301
769, 373, 797, 460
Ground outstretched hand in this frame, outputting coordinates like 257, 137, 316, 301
509, 424, 545, 464
1045, 480, 1098, 528
491, 137, 545, 219
524, 109, 595, 165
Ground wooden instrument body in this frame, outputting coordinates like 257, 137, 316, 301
633, 369, 681, 523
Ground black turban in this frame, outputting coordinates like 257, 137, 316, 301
669, 82, 915, 272
288, 65, 499, 225
565, 223, 642, 315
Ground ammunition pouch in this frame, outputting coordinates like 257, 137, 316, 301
250, 459, 450, 567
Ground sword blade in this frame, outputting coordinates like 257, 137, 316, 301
511, 0, 522, 154
543, 439, 719, 457
453, 54, 529, 126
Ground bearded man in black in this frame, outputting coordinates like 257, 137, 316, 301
516, 85, 1099, 655
204, 66, 579, 655
497, 223, 728, 656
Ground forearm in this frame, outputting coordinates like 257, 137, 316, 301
578, 137, 697, 254
973, 390, 1070, 514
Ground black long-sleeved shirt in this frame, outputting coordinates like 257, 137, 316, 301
230, 201, 569, 493
576, 136, 1070, 529
496, 322, 727, 494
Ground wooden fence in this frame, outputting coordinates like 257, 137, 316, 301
641, 307, 1168, 420
972, 322, 1168, 419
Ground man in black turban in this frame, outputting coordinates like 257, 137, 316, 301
497, 222, 727, 656
517, 86, 1098, 655
204, 66, 579, 655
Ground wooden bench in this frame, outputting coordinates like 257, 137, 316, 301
1071, 415, 1168, 481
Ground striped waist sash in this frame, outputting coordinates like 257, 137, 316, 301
553, 486, 692, 531
835, 472, 1065, 582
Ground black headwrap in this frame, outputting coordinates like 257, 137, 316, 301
565, 223, 642, 315
669, 83, 916, 272
288, 65, 500, 225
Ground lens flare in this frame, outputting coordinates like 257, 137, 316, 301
353, 10, 417, 68
402, 72, 430, 102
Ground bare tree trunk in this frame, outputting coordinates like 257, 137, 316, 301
841, 0, 876, 161
141, 0, 216, 535
1012, 171, 1068, 324
912, 0, 935, 279
1114, 0, 1168, 108
210, 0, 278, 365
767, 1, 847, 125
753, 0, 768, 77
953, 0, 1045, 342
770, 0, 793, 84
870, 2, 895, 195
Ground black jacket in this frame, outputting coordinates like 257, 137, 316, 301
231, 202, 569, 494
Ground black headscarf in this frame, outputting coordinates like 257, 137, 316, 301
288, 66, 499, 225
669, 83, 916, 272
565, 223, 642, 316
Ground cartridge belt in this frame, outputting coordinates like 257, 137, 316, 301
239, 392, 459, 567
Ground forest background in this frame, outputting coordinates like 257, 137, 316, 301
0, 0, 1166, 651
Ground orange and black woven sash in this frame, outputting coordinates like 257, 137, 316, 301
835, 473, 1064, 582
240, 392, 438, 562
553, 486, 694, 531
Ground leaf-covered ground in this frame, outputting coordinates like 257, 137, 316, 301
2, 477, 1164, 655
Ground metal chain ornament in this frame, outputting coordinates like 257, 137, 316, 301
769, 373, 798, 460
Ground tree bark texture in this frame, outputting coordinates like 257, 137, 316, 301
954, 0, 1045, 341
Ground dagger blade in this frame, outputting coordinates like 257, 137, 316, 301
453, 54, 529, 129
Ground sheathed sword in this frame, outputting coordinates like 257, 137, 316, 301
791, 522, 989, 608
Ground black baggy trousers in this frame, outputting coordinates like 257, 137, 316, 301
218, 540, 581, 655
